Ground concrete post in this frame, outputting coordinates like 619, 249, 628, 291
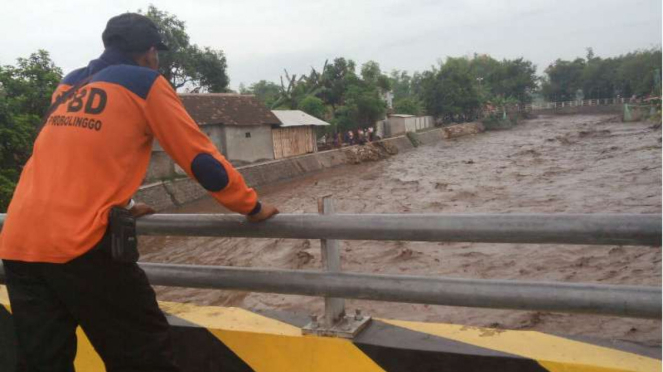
318, 196, 345, 327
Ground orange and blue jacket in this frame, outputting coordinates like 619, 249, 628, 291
0, 48, 261, 263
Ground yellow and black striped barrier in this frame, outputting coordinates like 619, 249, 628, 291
1, 286, 659, 372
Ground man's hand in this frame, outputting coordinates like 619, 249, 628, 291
246, 202, 279, 223
129, 202, 156, 218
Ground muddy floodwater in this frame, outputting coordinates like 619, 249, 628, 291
140, 114, 662, 347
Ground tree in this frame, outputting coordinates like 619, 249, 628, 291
420, 57, 480, 122
268, 57, 389, 130
468, 54, 537, 104
615, 49, 662, 97
193, 47, 230, 92
1, 50, 62, 117
0, 50, 62, 211
492, 58, 537, 103
319, 57, 356, 110
491, 95, 519, 118
469, 53, 501, 104
581, 55, 618, 99
140, 5, 229, 92
541, 58, 585, 101
360, 61, 391, 92
0, 94, 36, 211
298, 95, 326, 119
393, 97, 423, 115
271, 69, 307, 109
410, 71, 428, 100
333, 80, 386, 130
242, 80, 281, 107
389, 70, 413, 101
540, 48, 662, 101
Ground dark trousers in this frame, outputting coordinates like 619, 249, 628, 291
3, 237, 180, 372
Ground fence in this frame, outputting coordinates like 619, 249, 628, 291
483, 98, 640, 116
531, 98, 642, 110
0, 205, 661, 337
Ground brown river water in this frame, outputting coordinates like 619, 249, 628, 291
139, 114, 662, 347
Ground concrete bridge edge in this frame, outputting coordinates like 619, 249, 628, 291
1, 286, 659, 372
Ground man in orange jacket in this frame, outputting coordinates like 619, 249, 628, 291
0, 13, 278, 371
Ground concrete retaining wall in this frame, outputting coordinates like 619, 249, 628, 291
412, 128, 447, 145
411, 123, 485, 146
534, 104, 622, 116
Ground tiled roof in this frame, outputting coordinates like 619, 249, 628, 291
179, 93, 281, 126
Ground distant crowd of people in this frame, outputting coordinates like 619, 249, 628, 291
320, 127, 379, 149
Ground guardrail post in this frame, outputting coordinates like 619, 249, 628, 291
319, 195, 345, 327
302, 196, 372, 338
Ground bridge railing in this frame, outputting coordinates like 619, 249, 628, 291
0, 206, 661, 336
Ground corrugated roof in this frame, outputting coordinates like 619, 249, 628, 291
179, 94, 281, 126
389, 114, 416, 118
271, 110, 330, 127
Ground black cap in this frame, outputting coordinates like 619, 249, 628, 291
102, 13, 169, 53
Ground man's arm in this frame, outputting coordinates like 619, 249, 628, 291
143, 76, 277, 220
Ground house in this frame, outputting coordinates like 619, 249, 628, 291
146, 94, 281, 181
271, 110, 329, 159
178, 93, 280, 164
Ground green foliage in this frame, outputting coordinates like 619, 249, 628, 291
491, 95, 519, 116
247, 48, 659, 127
542, 48, 662, 100
389, 70, 413, 101
270, 66, 322, 109
361, 61, 391, 92
541, 58, 586, 101
393, 97, 423, 115
0, 50, 62, 211
0, 50, 62, 117
406, 131, 420, 147
481, 113, 515, 130
318, 57, 357, 110
297, 95, 326, 119
488, 58, 537, 103
241, 80, 281, 107
141, 5, 229, 92
389, 56, 538, 123
615, 49, 662, 97
194, 47, 230, 92
420, 57, 481, 122
391, 54, 537, 121
330, 76, 386, 131
266, 57, 388, 131
0, 170, 17, 212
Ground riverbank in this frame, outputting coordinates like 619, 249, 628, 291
136, 122, 485, 210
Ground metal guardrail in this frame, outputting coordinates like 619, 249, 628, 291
139, 264, 659, 319
0, 210, 661, 326
137, 213, 661, 246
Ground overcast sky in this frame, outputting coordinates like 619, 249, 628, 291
1, 0, 661, 90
